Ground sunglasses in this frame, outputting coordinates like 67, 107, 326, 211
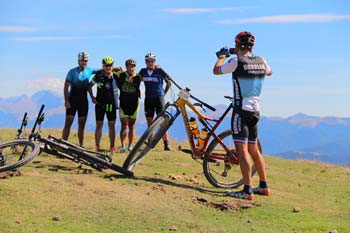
103, 64, 113, 67
79, 60, 88, 62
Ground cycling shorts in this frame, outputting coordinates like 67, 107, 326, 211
144, 96, 165, 118
95, 103, 116, 121
231, 107, 260, 144
66, 96, 88, 118
120, 104, 140, 120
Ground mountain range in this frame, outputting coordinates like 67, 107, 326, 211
0, 90, 349, 166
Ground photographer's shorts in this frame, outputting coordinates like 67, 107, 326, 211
231, 108, 260, 144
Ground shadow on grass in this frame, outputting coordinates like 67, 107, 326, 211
133, 176, 226, 196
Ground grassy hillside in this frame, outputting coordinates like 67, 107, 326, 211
0, 128, 349, 233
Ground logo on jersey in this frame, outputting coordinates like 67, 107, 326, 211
143, 77, 159, 83
243, 63, 266, 75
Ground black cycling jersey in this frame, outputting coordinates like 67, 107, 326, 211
117, 71, 141, 115
92, 72, 118, 105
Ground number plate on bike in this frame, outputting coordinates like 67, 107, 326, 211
178, 89, 190, 100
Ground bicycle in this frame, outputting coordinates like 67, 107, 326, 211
10, 112, 28, 153
0, 105, 133, 177
123, 73, 262, 188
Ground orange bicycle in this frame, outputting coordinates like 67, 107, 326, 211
123, 74, 262, 188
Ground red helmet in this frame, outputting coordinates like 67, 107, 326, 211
235, 31, 255, 48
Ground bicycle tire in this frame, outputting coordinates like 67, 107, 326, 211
123, 114, 170, 172
0, 140, 40, 172
203, 129, 262, 188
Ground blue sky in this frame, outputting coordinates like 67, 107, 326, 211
0, 0, 349, 117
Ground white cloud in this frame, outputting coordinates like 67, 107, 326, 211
10, 35, 128, 41
217, 14, 350, 24
162, 7, 251, 14
26, 78, 64, 95
0, 26, 38, 32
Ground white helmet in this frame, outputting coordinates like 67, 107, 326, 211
78, 51, 89, 61
145, 52, 156, 60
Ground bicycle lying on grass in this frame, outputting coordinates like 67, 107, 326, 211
123, 72, 262, 188
0, 105, 133, 176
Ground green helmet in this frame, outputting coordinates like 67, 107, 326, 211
102, 56, 114, 65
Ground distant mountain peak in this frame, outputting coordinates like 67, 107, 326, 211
288, 113, 318, 119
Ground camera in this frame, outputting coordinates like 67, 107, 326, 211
229, 48, 236, 54
216, 47, 236, 59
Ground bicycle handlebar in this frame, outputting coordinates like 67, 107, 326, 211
30, 104, 45, 138
159, 68, 216, 112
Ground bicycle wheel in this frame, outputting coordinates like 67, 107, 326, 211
203, 129, 262, 188
0, 140, 41, 172
123, 114, 170, 171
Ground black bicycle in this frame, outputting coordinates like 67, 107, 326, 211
0, 105, 133, 176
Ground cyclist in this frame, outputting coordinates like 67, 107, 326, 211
139, 53, 172, 151
116, 59, 142, 153
89, 56, 119, 152
62, 52, 98, 147
213, 32, 272, 200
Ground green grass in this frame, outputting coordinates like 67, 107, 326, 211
0, 128, 349, 232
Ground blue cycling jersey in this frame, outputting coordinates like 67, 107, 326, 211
66, 66, 98, 96
139, 68, 169, 98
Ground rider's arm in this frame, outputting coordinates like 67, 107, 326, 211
213, 57, 226, 75
63, 81, 71, 109
88, 82, 95, 98
213, 57, 238, 75
88, 76, 97, 103
164, 80, 171, 95
262, 57, 272, 76
163, 71, 171, 95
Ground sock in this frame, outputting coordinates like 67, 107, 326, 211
243, 185, 252, 194
259, 180, 268, 189
163, 140, 169, 147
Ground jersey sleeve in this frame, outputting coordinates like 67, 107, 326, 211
91, 74, 98, 84
91, 67, 100, 74
219, 57, 238, 74
65, 69, 73, 82
261, 57, 272, 76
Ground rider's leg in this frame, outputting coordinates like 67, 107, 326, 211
108, 120, 116, 150
128, 118, 136, 146
62, 115, 74, 140
248, 143, 267, 183
120, 117, 128, 149
95, 121, 103, 150
77, 116, 87, 147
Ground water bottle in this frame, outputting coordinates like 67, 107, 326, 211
189, 117, 199, 138
197, 128, 209, 150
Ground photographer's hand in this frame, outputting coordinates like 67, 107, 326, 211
216, 46, 231, 59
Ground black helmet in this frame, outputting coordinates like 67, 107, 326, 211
125, 58, 136, 66
235, 31, 255, 49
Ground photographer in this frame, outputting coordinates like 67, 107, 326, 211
213, 32, 272, 200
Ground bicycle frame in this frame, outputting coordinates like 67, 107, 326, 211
168, 93, 238, 163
